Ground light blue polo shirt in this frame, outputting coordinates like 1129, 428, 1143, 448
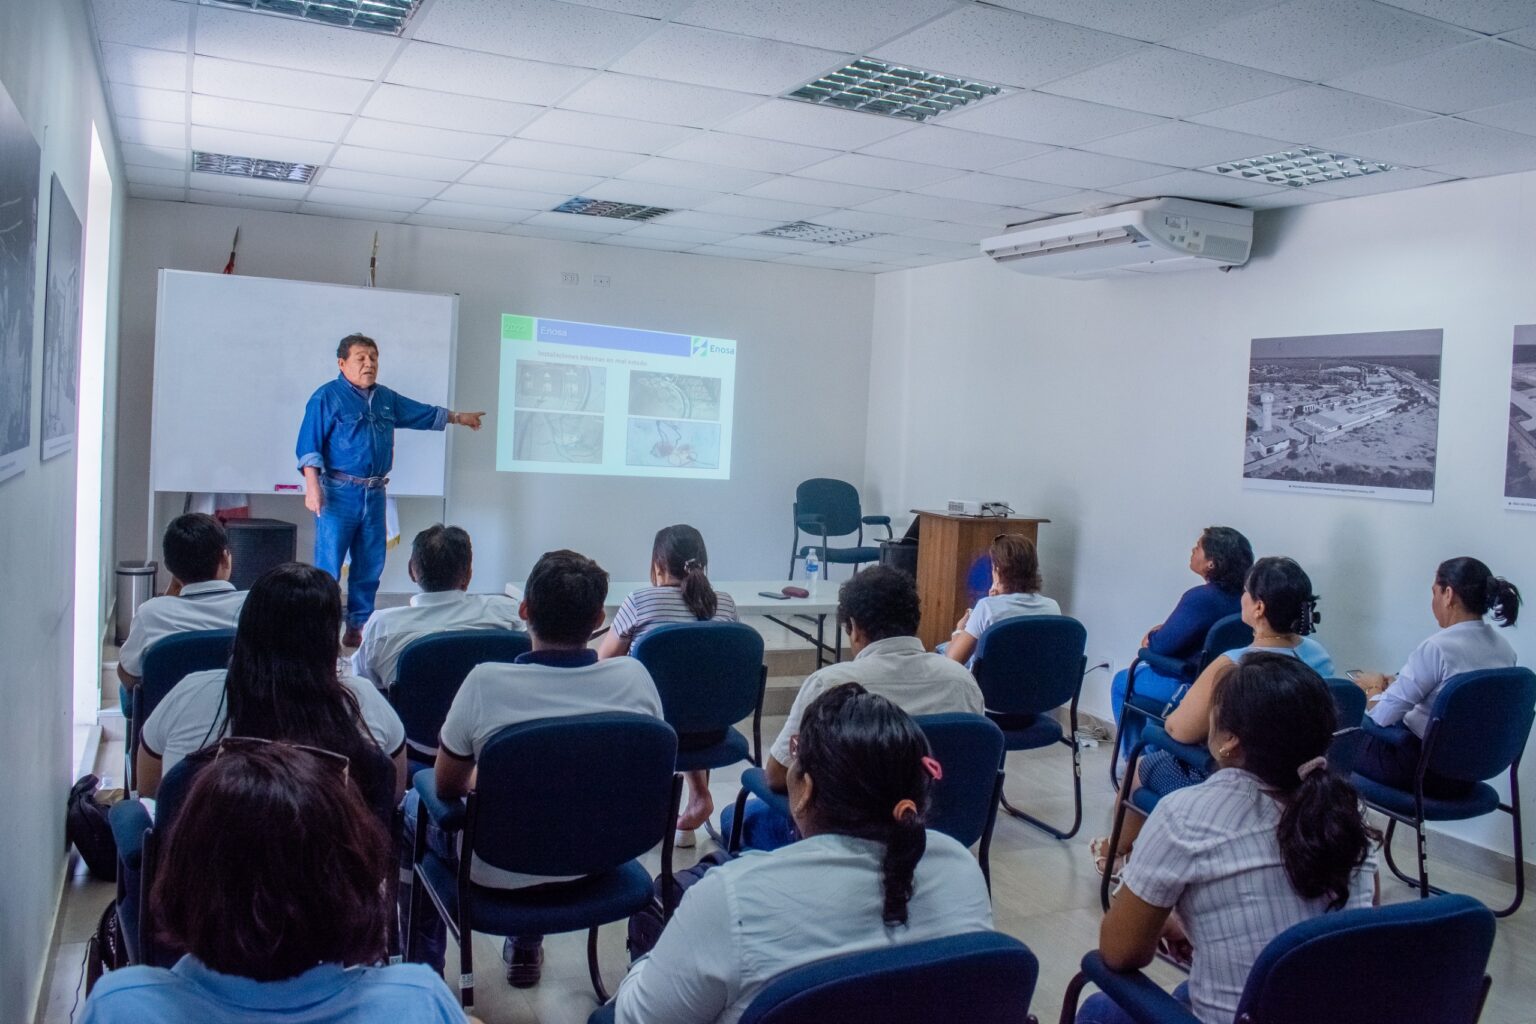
81, 956, 463, 1024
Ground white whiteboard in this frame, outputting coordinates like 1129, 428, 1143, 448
151, 271, 457, 496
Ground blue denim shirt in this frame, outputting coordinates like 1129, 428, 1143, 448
296, 374, 447, 478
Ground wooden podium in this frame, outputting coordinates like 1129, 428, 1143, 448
910, 510, 1050, 651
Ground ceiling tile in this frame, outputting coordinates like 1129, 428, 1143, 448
983, 0, 1280, 42
854, 191, 1015, 225
562, 0, 691, 17
841, 234, 946, 254
386, 43, 595, 105
673, 0, 959, 52
189, 125, 332, 165
798, 152, 960, 188
100, 42, 186, 89
187, 189, 299, 212
1327, 40, 1536, 115
1304, 166, 1456, 196
815, 208, 959, 233
485, 139, 645, 176
1377, 0, 1536, 33
911, 172, 1076, 206
1240, 189, 1339, 208
904, 218, 1008, 240
584, 178, 724, 209
192, 55, 370, 113
189, 171, 310, 198
602, 235, 700, 250
1322, 115, 1536, 167
363, 84, 542, 135
521, 210, 630, 233
436, 183, 561, 209
118, 117, 185, 147
990, 148, 1175, 187
193, 6, 396, 79
314, 168, 446, 198
346, 119, 501, 160
1170, 0, 1478, 80
121, 142, 188, 169
1505, 27, 1536, 49
91, 0, 190, 51
939, 91, 1165, 146
771, 253, 868, 269
330, 147, 473, 182
1461, 97, 1536, 136
718, 234, 822, 253
649, 210, 783, 232
1111, 168, 1285, 200
737, 175, 895, 207
873, 5, 1143, 88
1420, 134, 1536, 176
1084, 122, 1294, 166
461, 164, 603, 194
659, 131, 837, 172
695, 193, 835, 222
128, 183, 186, 201
859, 126, 1055, 170
620, 223, 739, 243
407, 214, 515, 232
191, 94, 350, 143
1020, 188, 1132, 213
559, 74, 763, 128
505, 224, 613, 243
607, 25, 845, 94
618, 156, 774, 192
717, 100, 913, 149
519, 110, 699, 154
124, 163, 185, 187
413, 0, 662, 67
110, 83, 185, 122
304, 187, 424, 212
1190, 85, 1435, 140
419, 198, 533, 222
1041, 48, 1299, 118
301, 203, 409, 223
690, 243, 781, 261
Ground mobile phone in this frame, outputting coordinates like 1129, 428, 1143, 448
1345, 669, 1363, 680
758, 590, 791, 600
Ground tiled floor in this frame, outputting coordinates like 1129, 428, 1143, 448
42, 718, 1536, 1024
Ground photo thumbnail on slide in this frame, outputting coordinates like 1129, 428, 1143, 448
497, 313, 736, 479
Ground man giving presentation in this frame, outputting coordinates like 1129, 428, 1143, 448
296, 333, 484, 645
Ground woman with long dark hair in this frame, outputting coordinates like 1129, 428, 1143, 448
1079, 654, 1377, 1024
1352, 557, 1520, 794
137, 563, 406, 805
611, 683, 992, 1024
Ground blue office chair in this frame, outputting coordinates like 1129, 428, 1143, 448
1112, 614, 1251, 787
1060, 894, 1494, 1024
391, 628, 531, 771
971, 616, 1088, 840
406, 713, 681, 1006
789, 478, 891, 579
1351, 666, 1536, 917
127, 628, 235, 789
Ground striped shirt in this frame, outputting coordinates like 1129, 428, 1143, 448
610, 584, 739, 643
1120, 768, 1376, 1024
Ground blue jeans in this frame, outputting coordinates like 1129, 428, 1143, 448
720, 797, 798, 852
1077, 982, 1191, 1023
314, 478, 386, 628
1111, 664, 1184, 758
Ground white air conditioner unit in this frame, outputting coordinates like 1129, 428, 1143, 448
980, 197, 1253, 279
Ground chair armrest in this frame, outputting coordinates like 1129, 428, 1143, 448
411, 769, 467, 832
1078, 952, 1201, 1024
861, 515, 891, 526
109, 800, 153, 871
1139, 726, 1215, 773
739, 766, 790, 817
1134, 650, 1194, 682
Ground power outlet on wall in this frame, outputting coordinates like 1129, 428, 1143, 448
561, 271, 579, 285
593, 274, 611, 287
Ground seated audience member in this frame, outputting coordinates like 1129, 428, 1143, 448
351, 524, 522, 690
1093, 557, 1331, 871
1107, 527, 1253, 758
611, 683, 993, 1024
1352, 557, 1520, 795
728, 566, 984, 851
943, 533, 1060, 667
598, 524, 740, 845
1078, 654, 1376, 1024
117, 513, 245, 693
137, 563, 406, 809
409, 549, 662, 988
81, 742, 465, 1024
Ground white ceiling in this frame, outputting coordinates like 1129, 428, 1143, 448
91, 0, 1536, 274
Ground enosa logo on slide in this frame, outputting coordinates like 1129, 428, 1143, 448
692, 337, 735, 358
691, 337, 709, 357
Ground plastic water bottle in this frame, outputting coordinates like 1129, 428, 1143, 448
804, 548, 820, 581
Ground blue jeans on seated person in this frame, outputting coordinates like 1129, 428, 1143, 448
719, 797, 798, 852
399, 789, 542, 972
313, 477, 387, 629
1077, 982, 1191, 1023
1111, 664, 1184, 759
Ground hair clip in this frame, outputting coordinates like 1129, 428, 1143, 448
892, 798, 918, 822
1297, 755, 1328, 780
921, 756, 943, 781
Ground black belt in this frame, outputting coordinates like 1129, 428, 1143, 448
325, 470, 389, 489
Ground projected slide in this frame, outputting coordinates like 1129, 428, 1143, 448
497, 314, 737, 479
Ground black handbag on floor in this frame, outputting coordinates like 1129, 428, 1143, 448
66, 774, 119, 882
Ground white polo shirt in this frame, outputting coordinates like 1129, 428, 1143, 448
140, 669, 406, 773
962, 591, 1061, 639
1368, 620, 1518, 737
118, 581, 246, 677
350, 590, 524, 689
770, 636, 986, 766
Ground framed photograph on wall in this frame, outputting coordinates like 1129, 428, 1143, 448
40, 175, 82, 461
1242, 328, 1443, 503
1504, 325, 1536, 511
0, 77, 41, 485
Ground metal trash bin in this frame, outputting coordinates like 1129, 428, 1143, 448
115, 561, 158, 645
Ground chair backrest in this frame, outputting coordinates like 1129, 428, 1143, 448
794, 478, 863, 538
1200, 613, 1254, 670
1326, 677, 1367, 727
632, 621, 765, 737
471, 713, 677, 878
1234, 894, 1494, 1024
138, 628, 236, 727
392, 629, 532, 755
915, 713, 1005, 849
738, 931, 1039, 1024
970, 615, 1088, 717
1424, 667, 1536, 783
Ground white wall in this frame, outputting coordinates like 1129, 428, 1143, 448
864, 170, 1536, 857
115, 202, 875, 590
0, 1, 124, 1019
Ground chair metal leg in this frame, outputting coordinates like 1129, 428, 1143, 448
978, 770, 1004, 896
728, 787, 749, 854
1101, 744, 1145, 912
1501, 766, 1525, 918
1000, 735, 1083, 841
588, 926, 610, 1002
1058, 970, 1091, 1024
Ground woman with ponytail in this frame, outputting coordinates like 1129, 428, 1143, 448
611, 683, 992, 1024
1080, 653, 1377, 1024
1352, 557, 1520, 795
600, 524, 740, 844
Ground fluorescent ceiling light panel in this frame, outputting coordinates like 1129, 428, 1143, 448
786, 58, 1001, 122
197, 0, 421, 35
759, 221, 880, 244
192, 150, 318, 182
1205, 146, 1397, 187
553, 196, 673, 222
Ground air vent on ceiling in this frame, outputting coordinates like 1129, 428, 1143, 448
197, 0, 423, 35
1205, 146, 1397, 188
786, 58, 1002, 121
193, 150, 318, 182
553, 197, 673, 221
759, 221, 879, 245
